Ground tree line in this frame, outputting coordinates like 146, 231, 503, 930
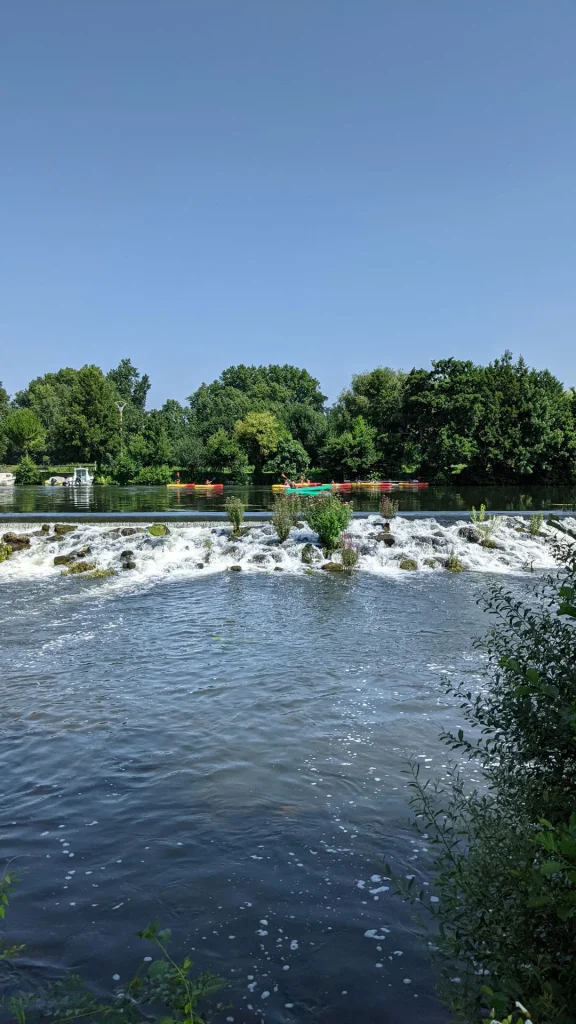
1, 352, 575, 484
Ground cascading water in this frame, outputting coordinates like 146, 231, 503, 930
1, 515, 573, 585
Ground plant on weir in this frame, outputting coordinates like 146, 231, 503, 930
272, 494, 301, 542
301, 493, 352, 554
224, 496, 245, 534
393, 538, 576, 1024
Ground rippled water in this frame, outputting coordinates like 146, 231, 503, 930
1, 516, 570, 1023
1, 482, 576, 514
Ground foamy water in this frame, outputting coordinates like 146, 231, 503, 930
1, 515, 573, 586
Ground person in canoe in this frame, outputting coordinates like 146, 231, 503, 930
281, 473, 296, 489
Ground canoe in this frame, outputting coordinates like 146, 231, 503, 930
272, 482, 324, 492
167, 483, 196, 489
284, 484, 332, 495
397, 481, 429, 488
166, 483, 224, 490
347, 481, 394, 489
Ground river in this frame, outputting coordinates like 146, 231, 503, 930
1, 512, 573, 1023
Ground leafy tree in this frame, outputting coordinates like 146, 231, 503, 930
333, 367, 406, 434
52, 365, 120, 469
285, 404, 327, 464
14, 454, 42, 484
321, 416, 378, 478
302, 493, 352, 553
234, 411, 283, 473
107, 357, 150, 410
111, 453, 137, 485
3, 408, 46, 456
204, 429, 250, 482
14, 368, 80, 463
263, 438, 310, 478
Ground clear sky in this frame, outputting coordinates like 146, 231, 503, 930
3, 1, 576, 407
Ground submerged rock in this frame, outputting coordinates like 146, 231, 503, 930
274, 566, 284, 571
88, 567, 116, 578
301, 543, 317, 564
75, 546, 92, 558
41, 524, 50, 533
2, 532, 31, 550
399, 558, 418, 570
147, 524, 169, 537
480, 538, 497, 549
121, 527, 144, 536
0, 542, 12, 562
458, 526, 480, 544
195, 562, 205, 569
250, 553, 268, 564
122, 560, 137, 571
120, 549, 134, 560
54, 524, 76, 535
375, 533, 396, 546
228, 564, 242, 571
321, 562, 345, 572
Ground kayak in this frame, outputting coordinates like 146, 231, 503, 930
167, 483, 195, 489
284, 484, 332, 495
271, 482, 324, 492
166, 483, 224, 490
397, 481, 429, 488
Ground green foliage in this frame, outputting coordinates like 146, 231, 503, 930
321, 416, 378, 478
380, 495, 399, 519
132, 465, 173, 485
530, 513, 545, 537
111, 453, 137, 485
107, 357, 150, 410
147, 524, 169, 537
234, 411, 283, 472
471, 504, 487, 523
224, 496, 245, 534
14, 455, 42, 485
397, 541, 576, 1023
2, 408, 45, 456
446, 550, 466, 572
399, 557, 418, 570
302, 494, 352, 553
0, 542, 12, 562
52, 364, 121, 469
204, 429, 250, 482
272, 494, 301, 542
263, 438, 310, 478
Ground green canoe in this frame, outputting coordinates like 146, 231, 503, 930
285, 484, 332, 495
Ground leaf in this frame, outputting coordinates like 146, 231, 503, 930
539, 860, 565, 876
558, 603, 576, 618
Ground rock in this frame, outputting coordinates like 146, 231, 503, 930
62, 561, 96, 575
41, 524, 50, 533
270, 550, 283, 563
122, 560, 137, 570
480, 538, 497, 549
250, 553, 268, 564
88, 568, 116, 578
430, 536, 449, 548
0, 543, 12, 562
321, 562, 345, 572
399, 557, 418, 570
120, 527, 143, 536
274, 566, 284, 571
424, 558, 437, 567
458, 526, 480, 544
195, 562, 205, 569
228, 565, 243, 571
147, 524, 169, 537
54, 524, 76, 535
120, 549, 134, 560
375, 533, 396, 546
224, 545, 240, 556
2, 532, 31, 550
75, 546, 91, 558
301, 543, 317, 564
54, 554, 75, 566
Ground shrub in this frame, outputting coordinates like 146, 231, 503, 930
93, 474, 111, 485
397, 539, 576, 1023
380, 496, 399, 520
225, 496, 245, 534
446, 550, 466, 571
272, 494, 301, 542
14, 455, 41, 485
132, 465, 173, 485
529, 513, 544, 537
301, 494, 351, 553
341, 533, 359, 569
111, 453, 137, 486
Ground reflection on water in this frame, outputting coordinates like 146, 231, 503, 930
0, 483, 575, 514
0, 569, 504, 1023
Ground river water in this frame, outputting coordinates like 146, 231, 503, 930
1, 514, 573, 1023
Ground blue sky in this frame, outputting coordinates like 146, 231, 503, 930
3, 1, 576, 407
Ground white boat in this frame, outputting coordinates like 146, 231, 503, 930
67, 467, 94, 486
0, 471, 16, 486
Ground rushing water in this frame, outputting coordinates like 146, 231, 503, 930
1, 482, 576, 514
1, 515, 574, 1023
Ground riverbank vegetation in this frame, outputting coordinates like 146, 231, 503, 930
397, 539, 576, 1023
1, 352, 575, 484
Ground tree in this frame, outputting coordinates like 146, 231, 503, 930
107, 358, 150, 410
204, 429, 251, 482
263, 438, 310, 478
3, 408, 45, 456
234, 411, 283, 474
13, 454, 42, 484
285, 405, 328, 465
52, 365, 120, 469
321, 416, 378, 478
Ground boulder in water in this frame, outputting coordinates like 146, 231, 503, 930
41, 524, 50, 533
375, 532, 396, 546
301, 543, 317, 564
122, 560, 137, 571
274, 566, 284, 571
196, 562, 205, 569
120, 549, 134, 560
228, 564, 243, 571
147, 524, 169, 537
62, 561, 96, 575
480, 538, 497, 549
251, 553, 268, 564
54, 553, 75, 566
399, 557, 418, 570
54, 524, 76, 535
3, 532, 31, 550
0, 542, 12, 562
321, 562, 345, 572
75, 546, 91, 558
121, 527, 144, 536
458, 526, 480, 544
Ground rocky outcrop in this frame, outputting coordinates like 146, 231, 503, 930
250, 553, 268, 564
228, 564, 242, 571
54, 554, 75, 566
3, 532, 31, 550
122, 560, 137, 571
375, 533, 396, 546
321, 562, 345, 572
62, 561, 96, 575
301, 543, 318, 564
121, 527, 144, 537
54, 524, 76, 536
458, 526, 480, 544
399, 558, 418, 570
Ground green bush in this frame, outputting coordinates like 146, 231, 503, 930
301, 494, 351, 553
340, 533, 359, 569
446, 550, 466, 571
14, 456, 42, 485
530, 513, 544, 537
380, 495, 399, 520
397, 539, 576, 1023
224, 496, 245, 534
272, 494, 301, 542
132, 465, 173, 486
111, 453, 137, 486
